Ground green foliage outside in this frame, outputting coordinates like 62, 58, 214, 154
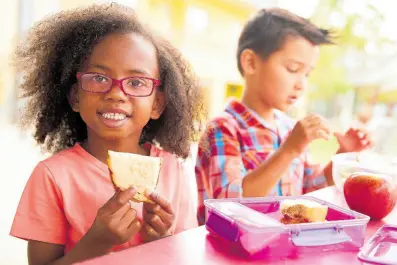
308, 0, 392, 102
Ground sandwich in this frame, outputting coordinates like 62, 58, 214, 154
279, 199, 328, 224
107, 150, 162, 203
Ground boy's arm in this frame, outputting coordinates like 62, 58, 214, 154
323, 162, 334, 186
195, 119, 299, 205
243, 114, 333, 197
241, 144, 298, 197
301, 150, 337, 194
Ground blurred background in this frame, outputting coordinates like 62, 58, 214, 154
1, 0, 397, 264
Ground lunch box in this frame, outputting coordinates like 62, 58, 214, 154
204, 196, 370, 259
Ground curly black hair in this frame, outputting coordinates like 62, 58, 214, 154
14, 3, 206, 158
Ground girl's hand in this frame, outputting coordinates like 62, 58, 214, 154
84, 187, 142, 250
140, 191, 175, 242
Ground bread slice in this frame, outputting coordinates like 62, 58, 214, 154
307, 134, 340, 164
107, 150, 162, 203
280, 199, 328, 223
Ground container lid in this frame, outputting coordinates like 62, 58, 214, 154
331, 152, 396, 176
358, 224, 397, 265
206, 200, 283, 228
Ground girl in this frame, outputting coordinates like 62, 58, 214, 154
10, 4, 205, 265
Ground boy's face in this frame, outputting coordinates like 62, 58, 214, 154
244, 36, 319, 112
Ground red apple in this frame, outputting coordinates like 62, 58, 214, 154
343, 173, 397, 220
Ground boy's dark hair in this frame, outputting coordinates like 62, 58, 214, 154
15, 3, 206, 158
237, 8, 334, 75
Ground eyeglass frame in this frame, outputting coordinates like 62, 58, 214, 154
76, 72, 162, 97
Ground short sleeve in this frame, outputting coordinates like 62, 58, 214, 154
10, 162, 67, 245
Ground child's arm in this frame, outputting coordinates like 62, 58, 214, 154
323, 161, 334, 185
28, 238, 111, 265
28, 188, 141, 265
241, 143, 299, 197
10, 161, 141, 265
242, 114, 331, 197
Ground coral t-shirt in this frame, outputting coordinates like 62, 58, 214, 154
10, 143, 198, 253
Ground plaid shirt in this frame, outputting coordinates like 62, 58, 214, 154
195, 99, 327, 223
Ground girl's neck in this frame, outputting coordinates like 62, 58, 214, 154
83, 132, 149, 165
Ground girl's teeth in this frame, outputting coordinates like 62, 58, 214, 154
102, 113, 127, 120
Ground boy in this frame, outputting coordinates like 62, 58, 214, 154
195, 8, 372, 224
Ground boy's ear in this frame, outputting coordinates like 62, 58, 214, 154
240, 49, 257, 75
150, 91, 165, 120
68, 84, 80, 112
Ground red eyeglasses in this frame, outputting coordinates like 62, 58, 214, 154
76, 72, 161, 97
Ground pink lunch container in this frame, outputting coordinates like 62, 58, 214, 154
204, 196, 370, 259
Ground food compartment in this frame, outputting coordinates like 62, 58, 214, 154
242, 200, 356, 222
204, 196, 370, 258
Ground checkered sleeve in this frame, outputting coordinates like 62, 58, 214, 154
195, 119, 244, 224
302, 151, 328, 193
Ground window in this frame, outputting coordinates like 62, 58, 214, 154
185, 6, 209, 34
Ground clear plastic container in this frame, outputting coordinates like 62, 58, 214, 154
331, 152, 397, 192
358, 224, 397, 265
204, 196, 370, 259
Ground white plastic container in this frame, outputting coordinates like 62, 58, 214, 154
331, 152, 397, 192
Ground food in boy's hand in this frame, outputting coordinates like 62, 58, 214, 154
308, 134, 340, 164
280, 199, 328, 224
343, 172, 397, 220
285, 114, 332, 156
107, 150, 162, 203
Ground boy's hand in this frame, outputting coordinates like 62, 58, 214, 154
284, 114, 331, 157
140, 191, 175, 243
335, 127, 372, 153
84, 187, 142, 249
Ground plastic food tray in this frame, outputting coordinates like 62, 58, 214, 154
204, 196, 370, 259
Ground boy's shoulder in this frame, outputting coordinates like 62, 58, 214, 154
210, 110, 238, 126
205, 110, 240, 136
205, 99, 247, 132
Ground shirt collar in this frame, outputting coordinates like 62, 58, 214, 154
225, 98, 293, 139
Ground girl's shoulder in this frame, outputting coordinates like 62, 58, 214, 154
149, 143, 183, 163
39, 143, 88, 169
149, 143, 190, 174
34, 143, 107, 184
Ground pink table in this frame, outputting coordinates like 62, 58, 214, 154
78, 187, 397, 265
